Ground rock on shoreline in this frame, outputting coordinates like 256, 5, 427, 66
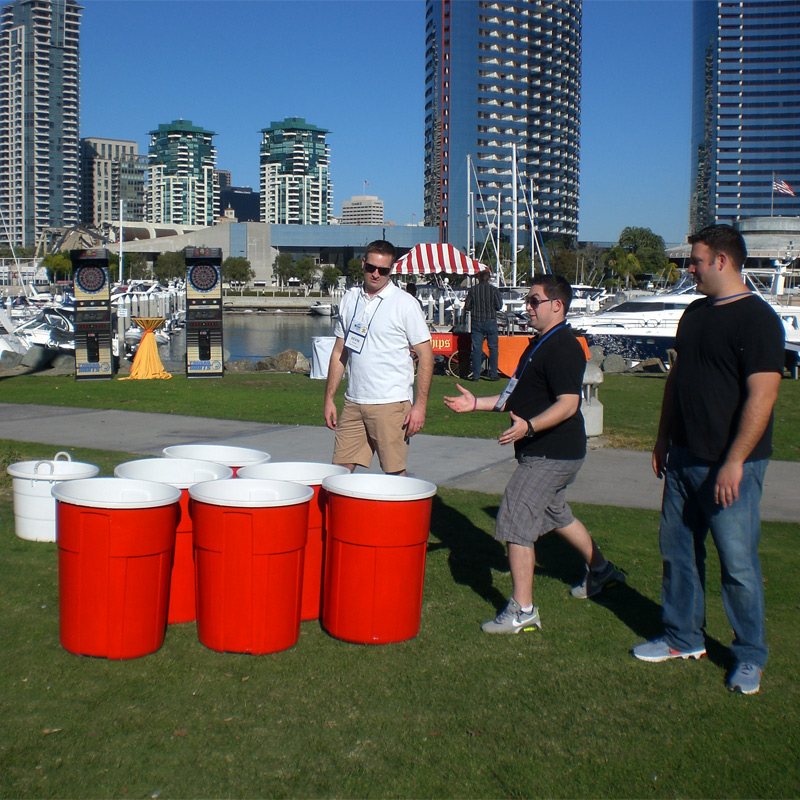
0, 348, 312, 377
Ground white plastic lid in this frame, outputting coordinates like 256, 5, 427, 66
237, 462, 350, 486
7, 459, 99, 481
115, 457, 233, 488
188, 478, 314, 508
162, 444, 271, 468
321, 473, 437, 502
52, 477, 181, 509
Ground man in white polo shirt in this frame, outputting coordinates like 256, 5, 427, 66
324, 240, 433, 475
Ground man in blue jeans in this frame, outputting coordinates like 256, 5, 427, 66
463, 269, 502, 381
632, 225, 784, 694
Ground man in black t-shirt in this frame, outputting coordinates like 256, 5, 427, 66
445, 275, 624, 634
632, 225, 785, 695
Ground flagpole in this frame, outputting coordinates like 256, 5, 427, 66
771, 171, 775, 217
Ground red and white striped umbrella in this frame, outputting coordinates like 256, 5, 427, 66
391, 243, 489, 275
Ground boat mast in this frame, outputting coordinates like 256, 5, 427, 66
495, 191, 502, 285
529, 179, 536, 277
119, 199, 124, 284
511, 142, 518, 287
466, 154, 473, 259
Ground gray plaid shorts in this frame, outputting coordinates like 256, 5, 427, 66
495, 455, 584, 547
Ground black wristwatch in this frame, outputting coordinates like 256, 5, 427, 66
525, 420, 536, 438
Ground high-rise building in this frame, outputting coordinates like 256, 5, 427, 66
341, 195, 384, 225
0, 0, 81, 249
423, 0, 581, 252
80, 138, 147, 227
690, 1, 800, 232
146, 119, 218, 227
220, 185, 260, 223
259, 117, 332, 225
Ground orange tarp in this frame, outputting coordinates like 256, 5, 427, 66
120, 318, 172, 381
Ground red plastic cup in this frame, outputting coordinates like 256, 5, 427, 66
114, 458, 233, 624
321, 474, 437, 644
162, 444, 270, 476
189, 478, 313, 654
54, 478, 181, 659
238, 462, 350, 621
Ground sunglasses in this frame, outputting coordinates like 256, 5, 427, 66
364, 262, 392, 276
525, 296, 556, 309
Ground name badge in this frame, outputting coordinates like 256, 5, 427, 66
494, 377, 518, 411
345, 322, 368, 353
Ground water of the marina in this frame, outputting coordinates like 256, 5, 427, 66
163, 313, 338, 363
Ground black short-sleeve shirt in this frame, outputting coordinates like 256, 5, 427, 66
672, 294, 785, 462
507, 325, 586, 461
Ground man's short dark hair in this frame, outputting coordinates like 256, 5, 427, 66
477, 269, 490, 282
687, 225, 747, 270
531, 273, 573, 313
365, 240, 396, 261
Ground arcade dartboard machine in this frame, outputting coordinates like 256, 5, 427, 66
71, 248, 114, 380
185, 247, 224, 378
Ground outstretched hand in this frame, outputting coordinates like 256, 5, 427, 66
443, 383, 475, 413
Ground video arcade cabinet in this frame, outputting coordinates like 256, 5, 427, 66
185, 247, 224, 378
71, 248, 114, 380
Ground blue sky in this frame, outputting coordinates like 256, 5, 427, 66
80, 0, 693, 244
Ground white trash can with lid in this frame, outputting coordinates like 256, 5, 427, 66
7, 451, 100, 542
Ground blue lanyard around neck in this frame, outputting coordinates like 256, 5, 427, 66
708, 291, 752, 306
512, 321, 568, 380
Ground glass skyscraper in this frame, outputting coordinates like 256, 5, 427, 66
423, 0, 581, 253
259, 117, 331, 226
146, 119, 218, 227
690, 1, 800, 232
0, 0, 81, 249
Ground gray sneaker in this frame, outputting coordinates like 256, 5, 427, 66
481, 597, 542, 634
727, 662, 762, 695
570, 561, 626, 599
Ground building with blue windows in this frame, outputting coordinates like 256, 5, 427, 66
147, 119, 218, 228
259, 118, 332, 226
0, 0, 82, 249
690, 1, 800, 232
423, 0, 581, 254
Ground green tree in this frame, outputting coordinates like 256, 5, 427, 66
294, 257, 316, 287
603, 245, 643, 289
222, 257, 254, 293
618, 227, 668, 274
273, 252, 294, 286
346, 257, 363, 286
108, 252, 148, 282
41, 252, 72, 282
321, 266, 342, 293
154, 251, 185, 283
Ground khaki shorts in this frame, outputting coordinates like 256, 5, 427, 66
333, 399, 411, 474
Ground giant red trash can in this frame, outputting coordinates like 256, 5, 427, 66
114, 458, 233, 624
321, 474, 437, 644
53, 477, 181, 660
189, 478, 314, 654
238, 462, 349, 621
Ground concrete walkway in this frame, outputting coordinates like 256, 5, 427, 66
0, 402, 797, 523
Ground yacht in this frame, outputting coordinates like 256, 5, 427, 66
570, 273, 800, 366
569, 280, 698, 363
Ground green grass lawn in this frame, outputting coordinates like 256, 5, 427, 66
0, 444, 798, 798
1, 370, 799, 460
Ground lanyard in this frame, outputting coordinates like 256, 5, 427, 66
708, 291, 752, 306
493, 322, 568, 411
344, 291, 384, 353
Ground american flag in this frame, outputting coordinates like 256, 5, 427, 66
773, 178, 796, 197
